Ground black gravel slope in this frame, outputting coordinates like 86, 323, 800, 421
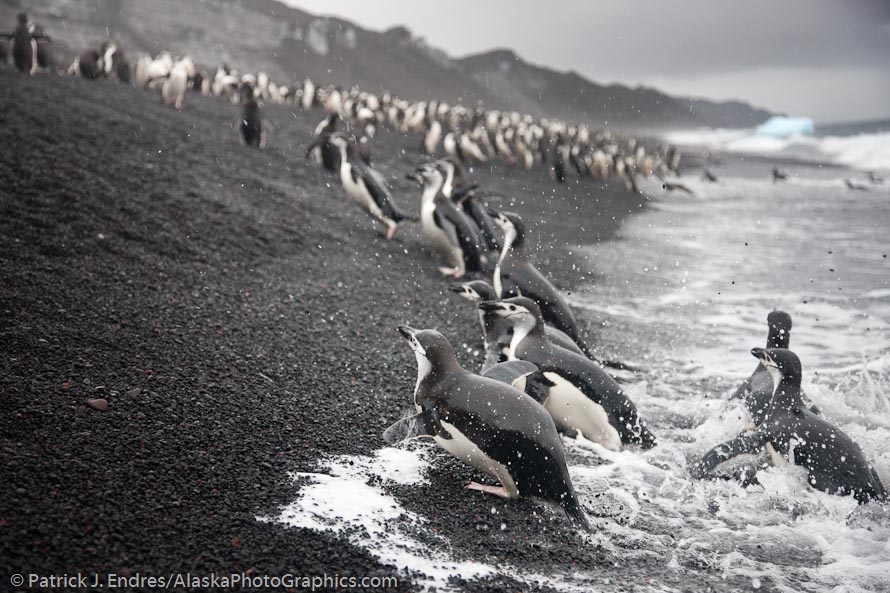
0, 68, 649, 591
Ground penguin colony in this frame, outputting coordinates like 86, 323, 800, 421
6, 15, 886, 529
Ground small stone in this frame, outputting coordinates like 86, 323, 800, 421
86, 398, 108, 412
126, 388, 141, 397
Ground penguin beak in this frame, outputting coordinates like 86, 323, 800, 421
397, 325, 417, 340
448, 284, 467, 294
477, 301, 505, 313
751, 347, 777, 368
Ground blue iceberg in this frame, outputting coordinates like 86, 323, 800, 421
756, 116, 815, 139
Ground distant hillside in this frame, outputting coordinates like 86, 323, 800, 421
458, 49, 707, 131
684, 97, 776, 129
1, 0, 773, 130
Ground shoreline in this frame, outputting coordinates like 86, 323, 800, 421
0, 69, 648, 589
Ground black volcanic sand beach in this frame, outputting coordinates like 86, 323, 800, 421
0, 68, 727, 591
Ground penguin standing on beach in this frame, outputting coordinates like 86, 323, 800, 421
692, 348, 887, 504
383, 326, 589, 528
479, 297, 656, 450
32, 22, 53, 72
438, 159, 501, 253
161, 58, 190, 110
239, 85, 263, 148
10, 13, 36, 74
422, 118, 442, 155
407, 164, 483, 277
301, 78, 316, 110
331, 135, 413, 240
551, 136, 567, 183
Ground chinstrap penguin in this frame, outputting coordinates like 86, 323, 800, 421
692, 348, 888, 504
479, 297, 656, 450
383, 326, 590, 528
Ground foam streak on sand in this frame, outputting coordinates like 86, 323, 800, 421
267, 447, 496, 591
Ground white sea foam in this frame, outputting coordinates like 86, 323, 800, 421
573, 166, 890, 592
265, 168, 889, 592
265, 446, 496, 592
662, 128, 890, 172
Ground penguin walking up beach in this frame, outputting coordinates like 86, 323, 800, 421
489, 210, 589, 351
10, 13, 37, 74
479, 297, 656, 450
489, 210, 641, 373
161, 58, 191, 110
692, 348, 887, 504
383, 326, 589, 529
331, 136, 414, 239
438, 159, 501, 253
239, 86, 264, 148
422, 118, 442, 155
407, 164, 483, 277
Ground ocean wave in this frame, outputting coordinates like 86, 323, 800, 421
662, 128, 890, 172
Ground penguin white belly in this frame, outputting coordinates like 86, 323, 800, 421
444, 135, 457, 157
542, 371, 622, 450
424, 125, 441, 154
436, 420, 519, 498
420, 203, 463, 270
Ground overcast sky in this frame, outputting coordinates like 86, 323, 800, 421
286, 0, 890, 124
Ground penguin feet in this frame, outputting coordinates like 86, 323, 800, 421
438, 267, 463, 278
465, 481, 510, 499
384, 224, 398, 240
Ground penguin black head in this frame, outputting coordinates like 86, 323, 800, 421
488, 210, 525, 251
477, 297, 542, 332
329, 134, 357, 159
406, 164, 442, 188
397, 325, 460, 375
239, 82, 256, 102
17, 12, 28, 26
766, 310, 792, 349
488, 209, 521, 232
751, 347, 802, 388
449, 280, 497, 302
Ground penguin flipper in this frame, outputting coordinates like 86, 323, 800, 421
690, 430, 768, 479
482, 360, 538, 386
433, 209, 462, 250
363, 166, 414, 222
304, 138, 319, 158
438, 205, 483, 272
479, 342, 505, 375
523, 372, 555, 405
382, 408, 442, 445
